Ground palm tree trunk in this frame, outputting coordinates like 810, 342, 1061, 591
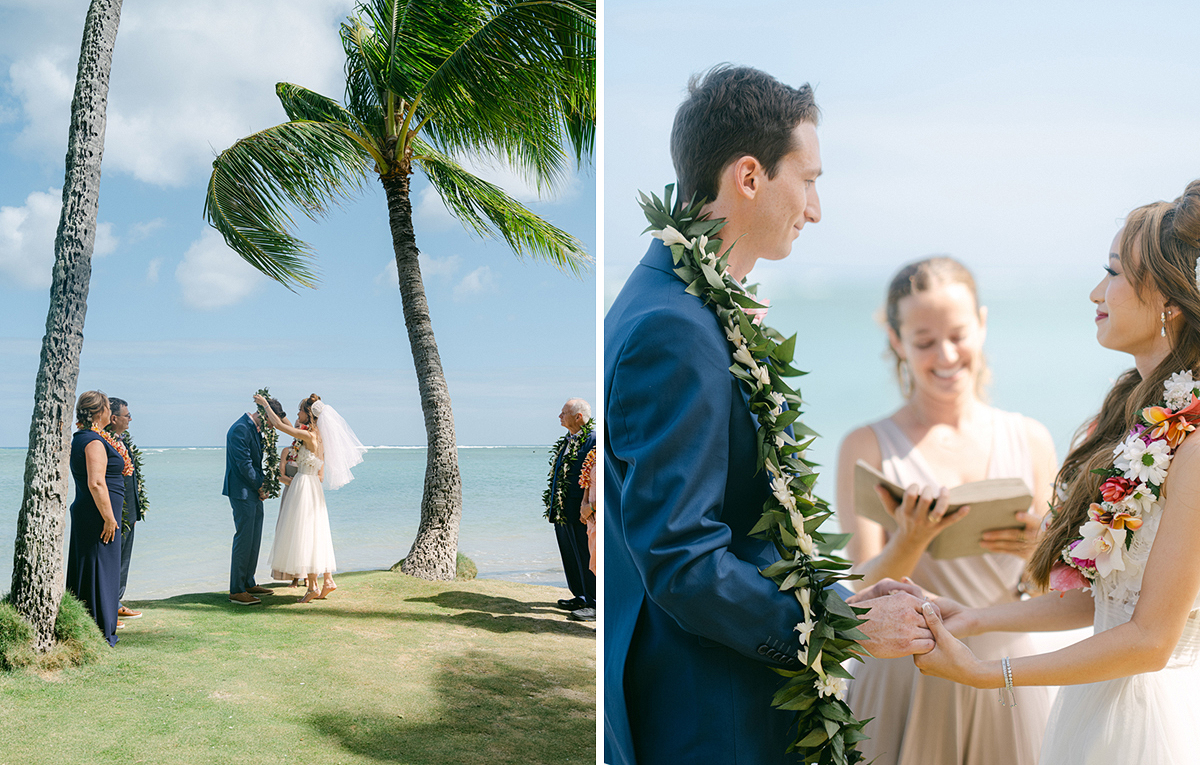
9, 0, 122, 651
382, 173, 462, 581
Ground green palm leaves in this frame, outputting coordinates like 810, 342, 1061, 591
205, 0, 595, 288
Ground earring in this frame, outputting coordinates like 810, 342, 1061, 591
898, 359, 913, 398
1162, 311, 1168, 338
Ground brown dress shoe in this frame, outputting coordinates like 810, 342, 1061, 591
118, 606, 142, 618
246, 586, 273, 595
229, 592, 262, 605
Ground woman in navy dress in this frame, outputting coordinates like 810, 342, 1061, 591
65, 390, 125, 646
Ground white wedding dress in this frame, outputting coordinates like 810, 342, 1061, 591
269, 443, 337, 579
1039, 496, 1200, 764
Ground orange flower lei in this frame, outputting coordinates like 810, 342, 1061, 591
578, 447, 596, 490
93, 427, 134, 476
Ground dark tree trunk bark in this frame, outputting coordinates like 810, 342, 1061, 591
381, 173, 462, 581
10, 0, 122, 651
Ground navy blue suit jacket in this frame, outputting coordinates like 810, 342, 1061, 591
605, 241, 832, 765
222, 413, 264, 501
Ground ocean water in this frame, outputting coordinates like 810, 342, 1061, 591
0, 445, 569, 600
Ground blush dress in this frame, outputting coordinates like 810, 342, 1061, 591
845, 410, 1051, 765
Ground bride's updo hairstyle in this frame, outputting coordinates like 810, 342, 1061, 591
883, 256, 990, 397
1030, 179, 1200, 589
299, 394, 322, 433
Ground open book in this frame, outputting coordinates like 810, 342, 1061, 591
853, 460, 1033, 560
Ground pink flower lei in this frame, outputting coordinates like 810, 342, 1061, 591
1052, 370, 1200, 590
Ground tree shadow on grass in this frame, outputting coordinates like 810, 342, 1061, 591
133, 591, 595, 637
308, 651, 595, 765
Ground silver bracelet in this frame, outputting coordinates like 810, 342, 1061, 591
998, 656, 1017, 707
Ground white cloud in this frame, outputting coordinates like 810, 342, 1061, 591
7, 0, 355, 187
0, 187, 116, 289
146, 257, 162, 283
375, 253, 461, 286
453, 266, 496, 300
129, 218, 166, 243
412, 185, 457, 231
175, 228, 267, 309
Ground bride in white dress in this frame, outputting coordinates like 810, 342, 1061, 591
254, 393, 366, 603
911, 180, 1200, 764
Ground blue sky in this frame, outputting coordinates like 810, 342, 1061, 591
604, 0, 1200, 304
0, 0, 596, 448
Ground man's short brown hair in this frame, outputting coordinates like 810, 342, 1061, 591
670, 65, 820, 203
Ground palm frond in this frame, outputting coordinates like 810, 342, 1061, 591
415, 0, 595, 183
205, 120, 372, 289
339, 17, 387, 133
276, 82, 386, 167
415, 138, 591, 277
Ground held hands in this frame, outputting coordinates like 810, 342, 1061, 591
876, 483, 970, 548
853, 592, 935, 658
913, 601, 989, 688
980, 510, 1041, 559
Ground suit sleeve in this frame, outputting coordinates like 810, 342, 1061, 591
608, 309, 805, 665
230, 422, 263, 490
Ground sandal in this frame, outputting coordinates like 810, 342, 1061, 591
298, 589, 319, 604
317, 582, 337, 599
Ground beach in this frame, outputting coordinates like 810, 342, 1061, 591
0, 445, 567, 599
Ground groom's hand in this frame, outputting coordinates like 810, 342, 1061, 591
853, 593, 935, 658
847, 577, 925, 604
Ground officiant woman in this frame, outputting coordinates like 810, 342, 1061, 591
834, 257, 1058, 765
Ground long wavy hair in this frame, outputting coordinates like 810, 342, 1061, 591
1029, 180, 1200, 588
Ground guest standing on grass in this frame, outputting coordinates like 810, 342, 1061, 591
105, 396, 145, 622
223, 396, 283, 605
545, 398, 596, 622
65, 391, 124, 645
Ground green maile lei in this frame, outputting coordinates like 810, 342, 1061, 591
256, 387, 281, 500
121, 431, 147, 530
641, 186, 871, 764
543, 418, 595, 523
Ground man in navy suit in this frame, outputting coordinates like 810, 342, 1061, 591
604, 66, 936, 764
223, 398, 284, 605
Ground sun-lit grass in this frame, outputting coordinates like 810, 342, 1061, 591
0, 571, 595, 765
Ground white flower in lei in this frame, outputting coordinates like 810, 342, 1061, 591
1164, 370, 1196, 410
1114, 436, 1172, 485
643, 186, 868, 763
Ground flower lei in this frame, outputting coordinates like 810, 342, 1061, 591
641, 186, 868, 763
256, 387, 281, 499
1055, 370, 1200, 589
543, 418, 595, 523
93, 426, 133, 476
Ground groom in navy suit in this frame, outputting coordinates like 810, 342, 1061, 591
223, 398, 285, 605
604, 66, 936, 764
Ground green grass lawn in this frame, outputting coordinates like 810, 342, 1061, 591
0, 571, 595, 765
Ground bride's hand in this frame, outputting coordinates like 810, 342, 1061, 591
913, 602, 992, 688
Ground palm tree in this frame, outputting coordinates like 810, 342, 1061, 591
10, 0, 123, 651
205, 0, 595, 580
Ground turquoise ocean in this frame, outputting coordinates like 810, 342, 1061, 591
0, 445, 568, 600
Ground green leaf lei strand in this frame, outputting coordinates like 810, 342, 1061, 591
256, 387, 281, 500
640, 185, 871, 764
122, 431, 147, 530
543, 418, 595, 523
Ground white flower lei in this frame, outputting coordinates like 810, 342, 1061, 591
642, 187, 868, 763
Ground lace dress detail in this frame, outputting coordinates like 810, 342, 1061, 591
269, 443, 337, 579
1039, 490, 1200, 763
